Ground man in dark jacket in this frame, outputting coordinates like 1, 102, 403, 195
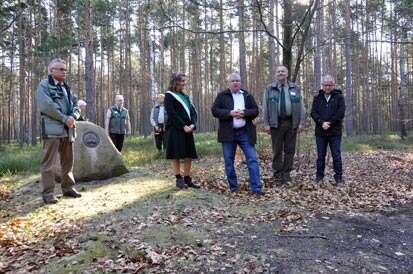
311, 75, 346, 184
211, 73, 264, 196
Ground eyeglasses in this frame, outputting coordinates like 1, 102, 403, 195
52, 67, 67, 72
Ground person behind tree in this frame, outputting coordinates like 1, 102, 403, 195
164, 73, 200, 189
105, 94, 131, 152
150, 94, 168, 152
76, 99, 87, 121
35, 58, 82, 204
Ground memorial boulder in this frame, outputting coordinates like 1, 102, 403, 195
73, 121, 128, 182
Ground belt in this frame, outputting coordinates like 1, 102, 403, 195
233, 126, 246, 131
279, 116, 292, 121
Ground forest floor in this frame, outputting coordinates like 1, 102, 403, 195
1, 147, 413, 273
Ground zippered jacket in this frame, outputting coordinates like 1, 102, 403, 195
311, 89, 346, 136
35, 75, 80, 140
262, 81, 305, 129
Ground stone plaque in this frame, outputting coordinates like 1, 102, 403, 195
82, 131, 100, 148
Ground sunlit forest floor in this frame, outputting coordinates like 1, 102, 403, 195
1, 132, 413, 273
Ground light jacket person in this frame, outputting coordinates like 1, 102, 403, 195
36, 58, 82, 204
105, 94, 131, 152
37, 76, 80, 141
150, 94, 168, 152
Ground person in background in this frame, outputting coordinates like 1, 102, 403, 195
105, 94, 131, 152
76, 99, 87, 121
211, 72, 264, 196
262, 65, 305, 186
164, 73, 200, 189
35, 58, 82, 204
311, 74, 346, 184
150, 94, 168, 152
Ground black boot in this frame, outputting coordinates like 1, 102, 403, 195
176, 176, 187, 189
184, 176, 200, 189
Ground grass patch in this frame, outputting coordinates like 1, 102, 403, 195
1, 131, 411, 180
342, 132, 413, 151
0, 143, 42, 178
142, 224, 207, 245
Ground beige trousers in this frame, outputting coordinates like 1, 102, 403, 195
40, 138, 76, 195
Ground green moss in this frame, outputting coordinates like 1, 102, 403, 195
42, 235, 115, 274
142, 224, 207, 245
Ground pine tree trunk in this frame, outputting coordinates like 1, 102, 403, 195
85, 0, 95, 123
344, 0, 353, 137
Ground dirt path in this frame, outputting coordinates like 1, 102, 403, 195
213, 205, 413, 273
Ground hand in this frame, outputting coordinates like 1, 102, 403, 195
230, 109, 244, 119
65, 116, 75, 128
264, 125, 271, 134
183, 125, 193, 133
297, 124, 304, 133
154, 126, 159, 132
322, 122, 331, 130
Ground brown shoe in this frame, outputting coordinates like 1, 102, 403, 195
43, 194, 59, 204
62, 188, 82, 198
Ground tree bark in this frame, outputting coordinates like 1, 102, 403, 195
85, 0, 95, 123
344, 0, 353, 137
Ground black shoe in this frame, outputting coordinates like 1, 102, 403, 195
252, 190, 266, 196
62, 188, 82, 198
185, 179, 201, 189
274, 179, 283, 187
176, 177, 187, 189
315, 177, 323, 183
283, 174, 292, 183
43, 194, 59, 204
335, 178, 343, 185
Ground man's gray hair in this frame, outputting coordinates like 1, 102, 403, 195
227, 72, 241, 82
322, 74, 335, 84
77, 100, 87, 107
48, 58, 65, 73
276, 65, 289, 73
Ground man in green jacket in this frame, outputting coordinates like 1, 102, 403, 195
35, 58, 82, 204
104, 94, 131, 152
263, 66, 305, 186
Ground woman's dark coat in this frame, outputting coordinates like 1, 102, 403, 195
164, 91, 198, 159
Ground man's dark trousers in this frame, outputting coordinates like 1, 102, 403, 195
109, 133, 125, 152
270, 118, 297, 182
316, 135, 342, 181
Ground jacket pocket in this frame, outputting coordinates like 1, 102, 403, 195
42, 117, 65, 136
268, 96, 279, 103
